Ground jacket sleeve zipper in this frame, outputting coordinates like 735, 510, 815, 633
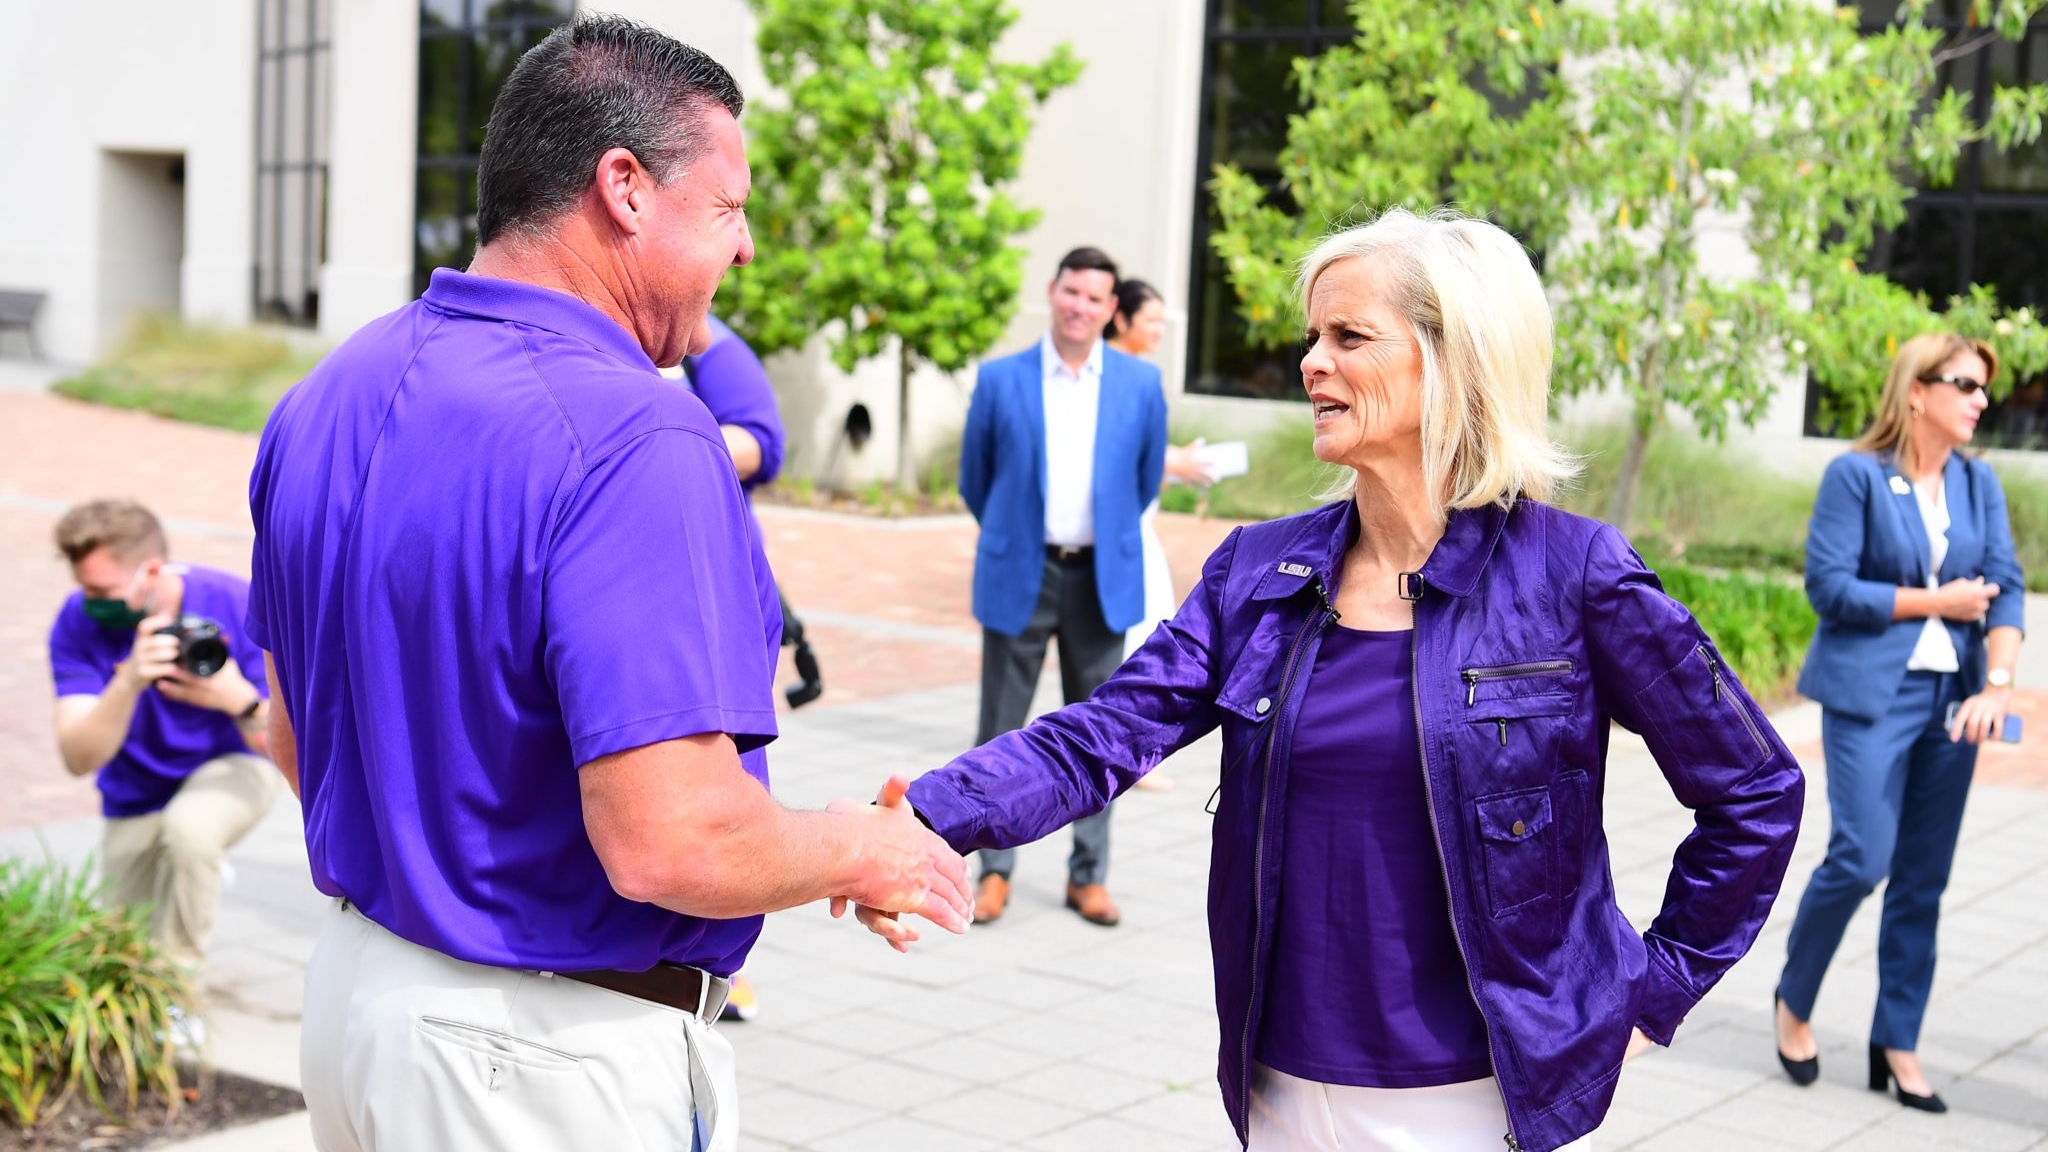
1696, 643, 1769, 755
1235, 581, 1336, 1143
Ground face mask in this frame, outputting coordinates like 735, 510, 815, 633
82, 597, 149, 634
82, 566, 154, 634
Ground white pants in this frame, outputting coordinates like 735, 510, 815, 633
302, 900, 738, 1152
1250, 1064, 1594, 1152
1124, 499, 1177, 659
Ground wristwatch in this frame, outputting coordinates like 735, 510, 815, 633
1987, 668, 2014, 689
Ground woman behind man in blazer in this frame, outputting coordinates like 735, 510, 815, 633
1775, 333, 2026, 1112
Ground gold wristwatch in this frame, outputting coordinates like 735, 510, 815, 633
1987, 668, 2014, 689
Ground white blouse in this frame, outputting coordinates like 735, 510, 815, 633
1906, 475, 1961, 674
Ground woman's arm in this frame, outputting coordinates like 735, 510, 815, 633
904, 529, 1241, 850
1582, 525, 1806, 1046
1805, 455, 1899, 630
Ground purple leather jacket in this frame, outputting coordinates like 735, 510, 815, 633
907, 498, 1804, 1152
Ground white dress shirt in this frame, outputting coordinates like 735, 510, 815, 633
1906, 475, 1961, 673
1041, 334, 1103, 547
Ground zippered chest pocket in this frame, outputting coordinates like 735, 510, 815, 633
1460, 659, 1576, 747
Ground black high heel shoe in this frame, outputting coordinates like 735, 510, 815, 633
1774, 996, 1819, 1086
1868, 1043, 1947, 1113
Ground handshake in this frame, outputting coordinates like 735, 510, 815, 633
824, 774, 972, 953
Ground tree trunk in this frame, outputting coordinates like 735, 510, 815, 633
1607, 401, 1656, 533
895, 342, 918, 497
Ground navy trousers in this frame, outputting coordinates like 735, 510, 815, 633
1777, 671, 1977, 1050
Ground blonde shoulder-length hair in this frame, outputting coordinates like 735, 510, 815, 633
1299, 207, 1579, 514
1852, 331, 2000, 470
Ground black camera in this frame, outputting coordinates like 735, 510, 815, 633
154, 615, 231, 678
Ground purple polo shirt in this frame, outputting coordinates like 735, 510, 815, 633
1255, 626, 1493, 1088
48, 565, 266, 819
246, 269, 782, 976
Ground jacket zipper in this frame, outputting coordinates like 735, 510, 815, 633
1696, 644, 1768, 755
1420, 600, 1525, 1151
1461, 659, 1574, 706
1237, 578, 1336, 1144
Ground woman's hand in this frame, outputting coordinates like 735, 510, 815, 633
1624, 1027, 1655, 1063
1164, 440, 1218, 485
1934, 577, 2001, 623
1948, 687, 2012, 744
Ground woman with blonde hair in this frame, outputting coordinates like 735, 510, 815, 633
863, 208, 1806, 1151
1774, 332, 2025, 1112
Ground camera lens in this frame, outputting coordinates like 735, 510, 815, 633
157, 615, 232, 678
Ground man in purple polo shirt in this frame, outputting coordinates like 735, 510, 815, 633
48, 499, 282, 992
245, 17, 969, 1151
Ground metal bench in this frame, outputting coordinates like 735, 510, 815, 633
0, 289, 46, 359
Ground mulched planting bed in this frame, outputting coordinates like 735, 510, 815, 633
0, 1068, 303, 1151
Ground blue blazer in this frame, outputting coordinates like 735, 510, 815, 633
1797, 450, 2026, 722
959, 341, 1167, 637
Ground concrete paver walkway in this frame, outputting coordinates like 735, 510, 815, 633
0, 389, 2043, 1150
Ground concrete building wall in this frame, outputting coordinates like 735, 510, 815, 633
318, 0, 419, 342
0, 0, 254, 362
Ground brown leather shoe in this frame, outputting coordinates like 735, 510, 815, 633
1065, 882, 1121, 927
973, 874, 1010, 924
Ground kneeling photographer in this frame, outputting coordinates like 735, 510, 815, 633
48, 499, 282, 999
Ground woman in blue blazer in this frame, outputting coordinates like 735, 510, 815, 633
1775, 333, 2026, 1112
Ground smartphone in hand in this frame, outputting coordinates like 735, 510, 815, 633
1944, 701, 2023, 743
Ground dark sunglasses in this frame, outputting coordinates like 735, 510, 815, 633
1919, 374, 1987, 396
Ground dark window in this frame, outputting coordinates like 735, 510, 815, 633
415, 1, 574, 296
253, 0, 331, 327
1185, 1, 1355, 401
1806, 2, 2048, 448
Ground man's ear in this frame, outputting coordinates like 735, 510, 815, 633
593, 147, 649, 236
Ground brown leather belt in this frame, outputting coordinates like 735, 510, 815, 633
560, 964, 730, 1023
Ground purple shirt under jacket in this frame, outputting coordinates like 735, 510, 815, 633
246, 269, 782, 976
906, 498, 1804, 1152
1255, 625, 1492, 1088
49, 565, 267, 818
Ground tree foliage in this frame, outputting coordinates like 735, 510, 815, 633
720, 0, 1081, 489
1211, 0, 2048, 528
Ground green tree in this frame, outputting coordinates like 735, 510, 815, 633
720, 0, 1082, 493
1211, 0, 2048, 530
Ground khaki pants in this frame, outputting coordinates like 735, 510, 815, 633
303, 900, 740, 1152
102, 752, 282, 972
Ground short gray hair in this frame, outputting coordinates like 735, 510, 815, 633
1299, 206, 1578, 513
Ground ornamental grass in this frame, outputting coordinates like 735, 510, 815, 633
0, 857, 185, 1131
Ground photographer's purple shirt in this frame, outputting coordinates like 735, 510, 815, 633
246, 269, 781, 976
48, 565, 267, 818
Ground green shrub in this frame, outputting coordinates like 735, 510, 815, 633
53, 314, 322, 434
1990, 464, 2048, 593
0, 858, 185, 1130
1657, 565, 1816, 703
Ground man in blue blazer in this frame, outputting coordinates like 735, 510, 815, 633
958, 247, 1167, 927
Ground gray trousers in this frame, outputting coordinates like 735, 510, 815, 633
976, 553, 1125, 886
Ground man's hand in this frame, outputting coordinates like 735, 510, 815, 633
829, 774, 969, 952
156, 649, 261, 716
117, 613, 182, 691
